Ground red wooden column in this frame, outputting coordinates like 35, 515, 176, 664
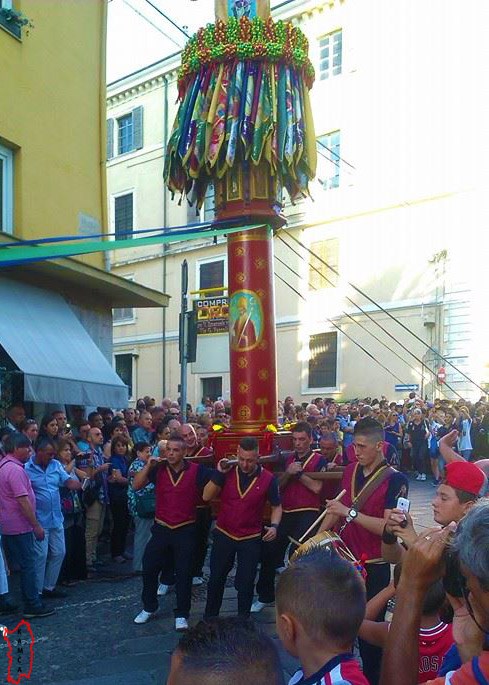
227, 225, 278, 430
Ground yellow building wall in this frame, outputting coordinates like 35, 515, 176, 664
0, 0, 107, 270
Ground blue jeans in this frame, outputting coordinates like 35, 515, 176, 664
2, 532, 42, 609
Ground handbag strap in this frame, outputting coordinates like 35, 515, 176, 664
0, 458, 17, 470
351, 463, 396, 513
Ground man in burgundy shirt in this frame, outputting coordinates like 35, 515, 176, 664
0, 433, 54, 618
203, 436, 282, 619
252, 421, 325, 612
132, 434, 214, 631
181, 423, 214, 586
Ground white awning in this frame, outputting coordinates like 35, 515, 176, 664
0, 278, 128, 407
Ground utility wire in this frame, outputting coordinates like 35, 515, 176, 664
282, 228, 484, 396
277, 233, 465, 401
317, 138, 356, 171
274, 254, 450, 400
142, 0, 190, 38
274, 253, 454, 401
315, 145, 354, 178
122, 0, 183, 49
274, 271, 407, 385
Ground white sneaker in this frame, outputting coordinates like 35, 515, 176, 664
175, 617, 188, 631
134, 609, 156, 624
420, 473, 427, 481
250, 600, 274, 613
415, 473, 423, 481
157, 583, 171, 596
192, 576, 204, 586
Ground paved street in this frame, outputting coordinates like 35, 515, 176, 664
0, 476, 436, 685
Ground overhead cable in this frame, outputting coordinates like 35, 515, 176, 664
277, 233, 466, 400
282, 228, 485, 396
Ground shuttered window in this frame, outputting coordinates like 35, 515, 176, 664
198, 259, 225, 296
115, 354, 133, 398
108, 106, 144, 158
308, 332, 338, 389
114, 193, 133, 239
118, 114, 133, 155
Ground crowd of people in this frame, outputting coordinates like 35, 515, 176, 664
1, 392, 489, 684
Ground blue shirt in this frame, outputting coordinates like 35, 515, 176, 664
338, 416, 355, 447
132, 427, 154, 445
77, 447, 109, 503
25, 457, 73, 529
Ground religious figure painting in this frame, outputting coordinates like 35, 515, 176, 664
229, 0, 255, 18
230, 290, 263, 351
215, 0, 269, 21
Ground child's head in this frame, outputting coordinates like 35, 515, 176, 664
393, 563, 445, 616
168, 618, 284, 685
276, 549, 366, 657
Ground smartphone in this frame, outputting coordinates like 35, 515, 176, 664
396, 497, 410, 513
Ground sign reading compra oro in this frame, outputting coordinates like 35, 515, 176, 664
194, 297, 229, 335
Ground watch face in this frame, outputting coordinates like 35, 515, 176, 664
349, 509, 357, 518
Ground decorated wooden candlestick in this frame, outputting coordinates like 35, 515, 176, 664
164, 0, 316, 442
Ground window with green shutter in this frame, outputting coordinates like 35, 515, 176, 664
115, 354, 133, 398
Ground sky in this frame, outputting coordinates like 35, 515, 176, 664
107, 0, 214, 83
106, 0, 284, 83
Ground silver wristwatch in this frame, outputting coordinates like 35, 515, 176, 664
346, 508, 358, 524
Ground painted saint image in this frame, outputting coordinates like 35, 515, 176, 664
215, 0, 269, 21
230, 291, 263, 351
230, 0, 253, 19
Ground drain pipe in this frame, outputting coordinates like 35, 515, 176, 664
162, 73, 169, 398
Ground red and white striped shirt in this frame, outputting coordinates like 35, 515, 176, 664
288, 654, 369, 685
418, 622, 453, 683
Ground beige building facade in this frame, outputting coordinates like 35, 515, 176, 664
107, 0, 489, 407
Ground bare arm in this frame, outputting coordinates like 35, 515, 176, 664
324, 500, 392, 537
64, 478, 82, 491
354, 509, 392, 536
270, 503, 282, 527
278, 470, 294, 490
359, 620, 389, 648
298, 473, 322, 494
262, 504, 283, 542
133, 459, 159, 490
380, 528, 451, 685
439, 430, 463, 464
381, 540, 405, 564
365, 583, 395, 620
203, 479, 221, 502
318, 512, 340, 533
